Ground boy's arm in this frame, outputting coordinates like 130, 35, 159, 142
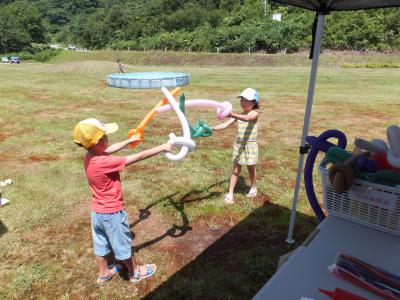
230, 111, 258, 122
105, 136, 140, 155
212, 118, 236, 131
125, 143, 173, 166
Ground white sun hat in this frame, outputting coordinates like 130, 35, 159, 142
238, 88, 260, 103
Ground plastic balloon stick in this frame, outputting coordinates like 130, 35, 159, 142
319, 288, 368, 300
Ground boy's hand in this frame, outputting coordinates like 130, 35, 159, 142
163, 142, 174, 153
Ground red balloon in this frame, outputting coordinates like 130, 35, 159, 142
371, 153, 400, 172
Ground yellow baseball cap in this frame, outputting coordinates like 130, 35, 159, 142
74, 118, 118, 149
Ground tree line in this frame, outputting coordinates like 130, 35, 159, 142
0, 0, 399, 54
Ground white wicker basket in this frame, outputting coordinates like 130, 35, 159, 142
319, 159, 400, 236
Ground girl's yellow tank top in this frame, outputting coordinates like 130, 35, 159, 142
236, 119, 258, 142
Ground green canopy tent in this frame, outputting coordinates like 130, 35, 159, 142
269, 0, 400, 243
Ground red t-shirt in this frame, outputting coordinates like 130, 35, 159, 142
84, 154, 127, 213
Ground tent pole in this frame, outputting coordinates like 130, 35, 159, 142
286, 13, 325, 244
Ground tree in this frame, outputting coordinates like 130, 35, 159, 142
0, 1, 47, 53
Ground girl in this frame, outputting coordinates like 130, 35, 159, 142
213, 88, 260, 204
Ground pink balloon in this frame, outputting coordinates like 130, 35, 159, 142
156, 99, 232, 120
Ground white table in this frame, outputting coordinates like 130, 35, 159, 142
253, 216, 400, 300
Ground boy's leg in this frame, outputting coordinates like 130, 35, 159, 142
121, 257, 135, 274
122, 256, 156, 278
227, 162, 241, 196
108, 211, 156, 280
92, 211, 113, 279
96, 255, 112, 276
95, 255, 122, 285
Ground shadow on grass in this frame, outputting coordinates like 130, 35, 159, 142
144, 197, 317, 300
131, 180, 229, 253
235, 175, 250, 195
0, 219, 8, 238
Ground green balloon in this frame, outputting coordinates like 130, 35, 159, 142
190, 118, 213, 138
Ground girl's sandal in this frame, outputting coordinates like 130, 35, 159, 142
224, 194, 234, 204
246, 188, 257, 198
96, 264, 122, 285
129, 264, 157, 283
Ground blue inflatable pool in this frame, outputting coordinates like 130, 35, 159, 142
106, 72, 190, 89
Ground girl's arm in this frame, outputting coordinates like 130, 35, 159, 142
230, 110, 259, 122
105, 136, 140, 154
212, 118, 236, 131
125, 143, 173, 165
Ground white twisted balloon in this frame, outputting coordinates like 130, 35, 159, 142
354, 138, 388, 154
387, 125, 400, 168
161, 87, 196, 161
354, 125, 400, 169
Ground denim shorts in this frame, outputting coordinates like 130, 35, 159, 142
91, 210, 132, 260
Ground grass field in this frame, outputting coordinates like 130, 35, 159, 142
0, 51, 399, 299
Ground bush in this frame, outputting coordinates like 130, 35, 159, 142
341, 63, 400, 69
107, 40, 138, 50
17, 51, 34, 60
33, 49, 63, 62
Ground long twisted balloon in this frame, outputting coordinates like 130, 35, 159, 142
128, 87, 181, 148
161, 87, 195, 161
156, 99, 232, 120
304, 129, 347, 221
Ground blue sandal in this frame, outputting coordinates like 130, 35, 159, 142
96, 264, 122, 285
129, 264, 157, 283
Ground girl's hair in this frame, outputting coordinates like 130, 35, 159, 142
252, 101, 259, 109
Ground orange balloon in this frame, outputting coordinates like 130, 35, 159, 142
128, 87, 181, 148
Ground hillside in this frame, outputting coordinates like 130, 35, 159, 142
1, 0, 400, 54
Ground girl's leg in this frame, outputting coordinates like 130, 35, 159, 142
246, 165, 257, 197
247, 165, 257, 189
227, 162, 242, 196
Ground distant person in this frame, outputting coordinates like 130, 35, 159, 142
212, 88, 261, 204
73, 118, 173, 285
117, 59, 124, 73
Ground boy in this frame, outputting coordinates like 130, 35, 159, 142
117, 59, 124, 73
74, 118, 173, 284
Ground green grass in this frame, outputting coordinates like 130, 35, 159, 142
0, 52, 399, 299
51, 49, 400, 68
